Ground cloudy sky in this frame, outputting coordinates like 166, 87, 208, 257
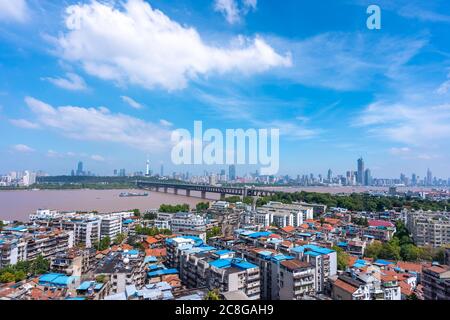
0, 0, 450, 178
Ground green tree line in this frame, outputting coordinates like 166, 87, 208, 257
0, 255, 50, 283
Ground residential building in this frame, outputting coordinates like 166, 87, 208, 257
100, 215, 123, 240
278, 259, 315, 300
94, 250, 146, 295
208, 258, 260, 300
170, 212, 208, 233
422, 265, 450, 300
255, 202, 313, 228
407, 211, 450, 247
289, 245, 337, 293
61, 217, 101, 248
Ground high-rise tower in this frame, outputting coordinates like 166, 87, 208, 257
357, 157, 365, 185
146, 158, 150, 176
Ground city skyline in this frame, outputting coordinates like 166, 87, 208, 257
2, 157, 449, 189
1, 0, 450, 178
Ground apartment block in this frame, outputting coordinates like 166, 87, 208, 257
289, 245, 337, 293
255, 202, 313, 228
61, 218, 101, 248
208, 258, 261, 300
278, 259, 315, 300
0, 226, 73, 267
407, 211, 450, 247
100, 215, 123, 240
94, 250, 146, 295
422, 265, 450, 300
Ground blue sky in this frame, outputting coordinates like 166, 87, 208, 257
1, 0, 450, 178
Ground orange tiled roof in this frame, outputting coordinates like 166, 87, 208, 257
396, 261, 423, 273
145, 248, 167, 257
122, 244, 133, 250
427, 265, 450, 274
399, 281, 413, 296
324, 218, 340, 226
146, 236, 160, 244
334, 279, 358, 295
281, 226, 295, 233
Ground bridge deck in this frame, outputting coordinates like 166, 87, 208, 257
136, 181, 278, 197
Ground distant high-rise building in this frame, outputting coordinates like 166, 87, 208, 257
327, 169, 333, 182
113, 169, 118, 176
426, 168, 433, 186
76, 161, 84, 176
229, 165, 236, 181
412, 173, 417, 186
357, 157, 365, 185
23, 171, 36, 187
364, 169, 372, 186
146, 158, 150, 176
71, 170, 75, 177
119, 169, 126, 177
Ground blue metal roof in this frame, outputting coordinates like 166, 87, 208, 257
247, 231, 272, 239
147, 269, 178, 277
144, 256, 158, 263
215, 250, 233, 256
233, 259, 257, 270
298, 233, 312, 237
77, 281, 93, 291
210, 258, 257, 270
291, 244, 335, 256
209, 259, 231, 269
124, 249, 140, 256
271, 254, 294, 262
39, 273, 74, 287
374, 259, 394, 266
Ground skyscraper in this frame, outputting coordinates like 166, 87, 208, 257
412, 173, 417, 186
76, 161, 84, 176
327, 169, 333, 182
160, 164, 164, 177
357, 157, 365, 185
229, 165, 236, 181
426, 168, 433, 186
146, 158, 150, 176
364, 169, 372, 186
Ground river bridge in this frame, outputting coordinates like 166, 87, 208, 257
136, 181, 279, 199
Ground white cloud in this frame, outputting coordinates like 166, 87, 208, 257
437, 80, 450, 94
389, 147, 411, 155
269, 32, 427, 91
24, 96, 173, 152
12, 144, 34, 153
42, 73, 88, 91
357, 102, 450, 145
121, 96, 144, 109
243, 0, 257, 11
57, 0, 290, 91
436, 73, 450, 94
9, 119, 40, 129
0, 0, 29, 23
214, 0, 240, 24
91, 154, 105, 162
47, 150, 63, 158
159, 119, 173, 127
214, 0, 257, 24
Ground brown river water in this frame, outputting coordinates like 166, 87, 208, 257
0, 189, 219, 221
